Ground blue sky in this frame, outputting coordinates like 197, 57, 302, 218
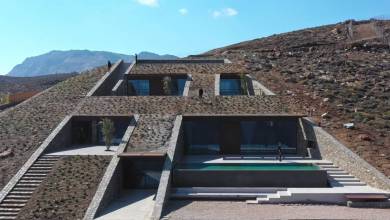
0, 0, 389, 75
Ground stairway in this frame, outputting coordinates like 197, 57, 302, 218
171, 187, 290, 200
246, 190, 292, 204
316, 162, 366, 187
0, 155, 60, 220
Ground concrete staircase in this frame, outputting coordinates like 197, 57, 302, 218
0, 155, 60, 220
246, 190, 292, 204
171, 187, 290, 200
316, 162, 367, 187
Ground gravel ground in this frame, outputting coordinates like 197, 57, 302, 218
163, 201, 390, 220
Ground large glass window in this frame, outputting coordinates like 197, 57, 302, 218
184, 121, 220, 154
240, 120, 297, 154
128, 80, 150, 95
176, 78, 187, 96
183, 118, 298, 155
220, 78, 242, 95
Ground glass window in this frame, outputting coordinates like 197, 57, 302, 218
129, 80, 150, 95
176, 78, 187, 96
184, 121, 220, 154
240, 119, 297, 154
220, 79, 242, 95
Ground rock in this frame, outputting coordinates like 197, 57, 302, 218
0, 148, 13, 158
323, 98, 329, 102
358, 134, 372, 141
343, 123, 355, 129
321, 112, 330, 118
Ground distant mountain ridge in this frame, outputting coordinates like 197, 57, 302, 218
8, 50, 178, 77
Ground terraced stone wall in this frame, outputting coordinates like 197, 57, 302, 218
77, 96, 291, 116
0, 67, 105, 190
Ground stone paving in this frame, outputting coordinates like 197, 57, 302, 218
47, 145, 119, 156
95, 190, 156, 220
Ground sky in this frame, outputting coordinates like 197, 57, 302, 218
0, 0, 390, 75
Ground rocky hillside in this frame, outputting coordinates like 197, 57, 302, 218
0, 73, 77, 94
8, 50, 177, 77
207, 19, 390, 177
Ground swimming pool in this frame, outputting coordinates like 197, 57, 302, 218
177, 163, 319, 171
173, 163, 328, 187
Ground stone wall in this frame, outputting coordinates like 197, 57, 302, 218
90, 60, 128, 96
83, 116, 138, 220
0, 68, 105, 190
127, 114, 175, 153
303, 118, 390, 191
43, 119, 72, 153
77, 96, 293, 116
151, 116, 183, 220
131, 63, 245, 75
188, 74, 215, 97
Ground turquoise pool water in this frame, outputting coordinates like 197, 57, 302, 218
178, 163, 319, 171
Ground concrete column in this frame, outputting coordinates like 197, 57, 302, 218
214, 74, 220, 96
91, 120, 98, 144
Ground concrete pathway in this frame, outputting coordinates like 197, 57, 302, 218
164, 201, 390, 220
95, 190, 156, 220
47, 145, 118, 156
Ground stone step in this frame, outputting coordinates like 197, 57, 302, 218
0, 211, 18, 216
37, 157, 58, 160
326, 170, 349, 175
29, 166, 52, 170
6, 195, 30, 199
21, 176, 45, 180
339, 182, 366, 186
327, 174, 354, 178
15, 183, 39, 187
316, 162, 333, 165
0, 204, 25, 208
31, 164, 53, 167
0, 216, 17, 220
0, 208, 20, 212
2, 199, 28, 204
15, 182, 39, 187
34, 162, 55, 166
25, 170, 50, 174
24, 173, 47, 176
319, 165, 338, 169
19, 180, 42, 184
12, 187, 35, 192
332, 177, 361, 182
13, 186, 35, 191
322, 167, 343, 171
9, 191, 34, 195
41, 154, 60, 157
36, 159, 58, 162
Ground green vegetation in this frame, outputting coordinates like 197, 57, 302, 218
100, 118, 115, 151
240, 73, 248, 95
162, 76, 173, 95
0, 93, 10, 105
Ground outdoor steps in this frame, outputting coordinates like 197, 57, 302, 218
246, 190, 292, 204
0, 155, 61, 220
316, 163, 366, 187
171, 187, 288, 200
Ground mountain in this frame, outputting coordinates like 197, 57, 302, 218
8, 50, 178, 77
205, 19, 390, 176
0, 73, 77, 94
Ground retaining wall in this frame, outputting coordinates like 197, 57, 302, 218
83, 115, 138, 220
88, 60, 125, 96
303, 118, 390, 191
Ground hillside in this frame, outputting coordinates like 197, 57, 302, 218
0, 67, 106, 189
0, 73, 77, 94
8, 50, 177, 77
206, 19, 390, 177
